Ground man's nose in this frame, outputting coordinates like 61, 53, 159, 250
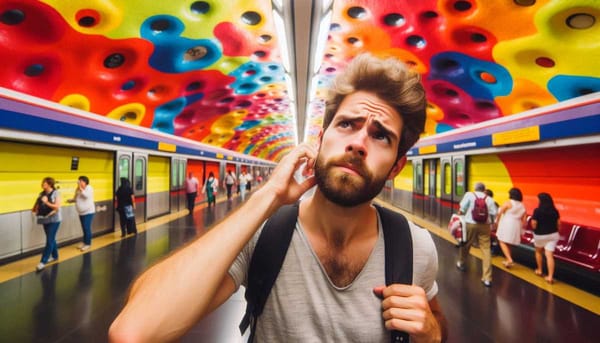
345, 130, 367, 157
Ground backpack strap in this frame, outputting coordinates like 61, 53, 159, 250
239, 203, 299, 342
374, 203, 413, 343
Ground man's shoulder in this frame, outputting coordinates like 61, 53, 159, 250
407, 220, 435, 245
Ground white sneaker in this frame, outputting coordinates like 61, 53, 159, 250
47, 257, 55, 263
36, 263, 45, 271
80, 245, 91, 251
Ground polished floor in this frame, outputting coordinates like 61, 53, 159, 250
0, 197, 598, 342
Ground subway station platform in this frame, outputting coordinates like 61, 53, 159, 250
0, 196, 598, 342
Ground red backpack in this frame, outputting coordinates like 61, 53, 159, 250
471, 193, 489, 223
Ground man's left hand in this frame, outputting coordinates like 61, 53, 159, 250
373, 284, 442, 343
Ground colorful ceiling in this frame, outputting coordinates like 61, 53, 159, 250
306, 0, 600, 143
1, 0, 599, 161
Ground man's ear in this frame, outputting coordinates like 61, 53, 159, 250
387, 156, 407, 180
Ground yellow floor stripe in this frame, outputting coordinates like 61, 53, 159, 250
375, 201, 600, 315
0, 202, 210, 283
0, 190, 242, 283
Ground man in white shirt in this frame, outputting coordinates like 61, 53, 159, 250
184, 172, 199, 214
67, 175, 95, 251
456, 182, 498, 287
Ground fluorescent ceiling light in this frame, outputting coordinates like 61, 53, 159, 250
273, 10, 290, 72
313, 9, 332, 74
272, 0, 283, 12
284, 73, 295, 102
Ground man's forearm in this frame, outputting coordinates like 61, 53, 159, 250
109, 186, 282, 342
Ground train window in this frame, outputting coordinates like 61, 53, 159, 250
171, 159, 178, 188
118, 157, 130, 181
424, 162, 430, 196
454, 159, 465, 197
443, 162, 451, 195
413, 160, 423, 194
178, 160, 186, 188
134, 157, 145, 191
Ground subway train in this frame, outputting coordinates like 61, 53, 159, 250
0, 88, 275, 264
380, 93, 600, 289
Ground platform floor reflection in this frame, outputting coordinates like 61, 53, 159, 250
0, 197, 598, 343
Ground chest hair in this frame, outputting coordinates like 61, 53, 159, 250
316, 230, 371, 287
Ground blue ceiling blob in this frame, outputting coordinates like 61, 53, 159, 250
151, 97, 187, 134
229, 62, 286, 95
548, 75, 600, 101
429, 52, 513, 100
141, 15, 221, 73
435, 123, 455, 134
185, 92, 205, 106
236, 119, 261, 131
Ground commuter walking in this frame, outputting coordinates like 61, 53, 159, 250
115, 178, 137, 237
238, 170, 248, 201
456, 182, 497, 287
67, 176, 95, 251
531, 192, 560, 284
224, 170, 236, 201
33, 177, 62, 271
202, 172, 218, 208
245, 170, 253, 192
185, 172, 200, 214
495, 188, 527, 268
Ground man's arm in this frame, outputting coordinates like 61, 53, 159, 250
429, 297, 448, 342
108, 144, 317, 343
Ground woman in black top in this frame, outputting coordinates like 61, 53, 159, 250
115, 178, 137, 237
530, 192, 560, 284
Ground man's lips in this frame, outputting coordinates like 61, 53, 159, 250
334, 163, 362, 176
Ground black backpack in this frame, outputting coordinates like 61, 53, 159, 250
239, 203, 413, 343
36, 190, 55, 216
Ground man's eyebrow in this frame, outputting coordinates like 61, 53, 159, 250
335, 111, 363, 120
372, 119, 399, 142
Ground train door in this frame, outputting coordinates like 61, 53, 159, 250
412, 159, 424, 217
453, 156, 466, 209
147, 155, 170, 218
170, 158, 186, 212
423, 159, 440, 225
116, 152, 147, 228
440, 155, 466, 226
187, 159, 205, 207
225, 162, 237, 196
440, 157, 453, 226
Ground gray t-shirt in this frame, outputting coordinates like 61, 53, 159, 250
228, 213, 439, 342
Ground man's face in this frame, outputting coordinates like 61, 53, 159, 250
315, 91, 403, 207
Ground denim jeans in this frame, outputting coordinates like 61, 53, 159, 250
79, 213, 94, 245
41, 221, 60, 263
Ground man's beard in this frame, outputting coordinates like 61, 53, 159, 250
314, 154, 388, 207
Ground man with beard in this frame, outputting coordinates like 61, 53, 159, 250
110, 53, 445, 343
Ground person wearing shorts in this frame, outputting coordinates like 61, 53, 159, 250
531, 193, 560, 284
